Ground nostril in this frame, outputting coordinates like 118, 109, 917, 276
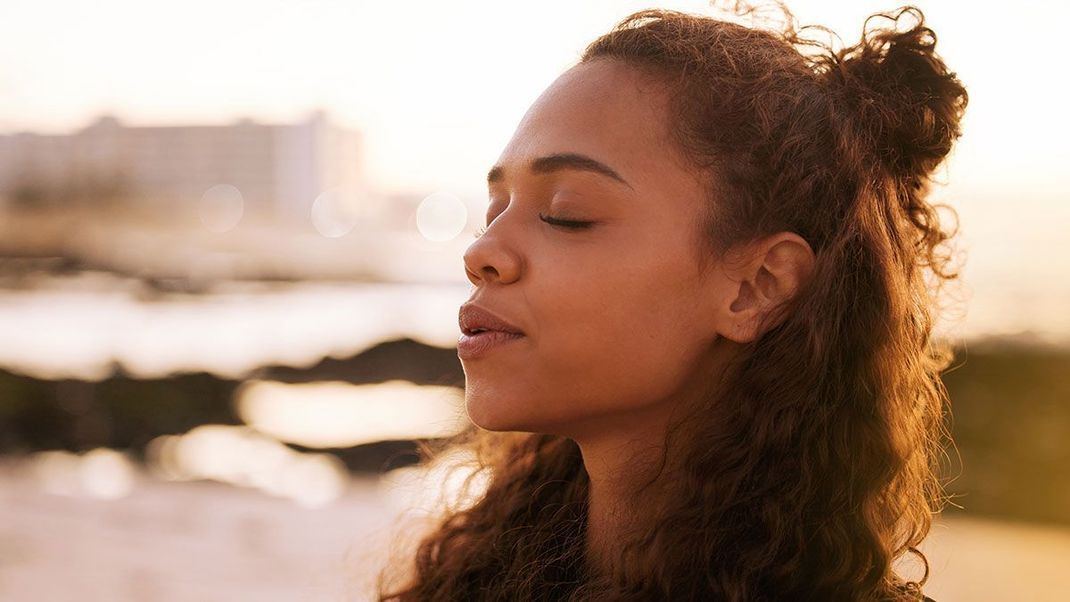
464, 263, 486, 282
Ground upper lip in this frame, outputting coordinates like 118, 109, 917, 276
459, 303, 525, 336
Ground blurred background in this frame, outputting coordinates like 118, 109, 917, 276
0, 1, 1067, 600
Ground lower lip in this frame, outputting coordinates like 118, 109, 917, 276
457, 331, 525, 360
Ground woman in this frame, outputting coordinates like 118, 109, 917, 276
378, 4, 965, 601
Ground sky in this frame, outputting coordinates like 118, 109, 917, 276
0, 0, 1066, 200
1, 0, 1068, 340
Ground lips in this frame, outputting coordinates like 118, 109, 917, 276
458, 303, 524, 336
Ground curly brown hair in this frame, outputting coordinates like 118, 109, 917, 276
375, 4, 966, 601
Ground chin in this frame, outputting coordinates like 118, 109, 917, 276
464, 388, 539, 433
465, 391, 585, 439
465, 394, 516, 432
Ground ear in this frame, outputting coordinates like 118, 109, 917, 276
717, 232, 815, 343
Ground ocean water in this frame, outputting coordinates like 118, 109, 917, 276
0, 264, 1066, 384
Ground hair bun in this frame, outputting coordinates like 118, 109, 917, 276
821, 6, 968, 183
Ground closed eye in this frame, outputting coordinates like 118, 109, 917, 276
472, 212, 594, 239
539, 213, 594, 230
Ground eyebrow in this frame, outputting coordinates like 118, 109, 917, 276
486, 153, 633, 190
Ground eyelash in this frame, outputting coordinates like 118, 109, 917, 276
472, 213, 594, 239
539, 213, 594, 230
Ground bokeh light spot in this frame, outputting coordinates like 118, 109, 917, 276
311, 187, 358, 238
416, 191, 467, 242
198, 184, 244, 233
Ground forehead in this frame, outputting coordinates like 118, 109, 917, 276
493, 59, 684, 189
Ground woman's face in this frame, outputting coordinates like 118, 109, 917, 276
460, 59, 730, 440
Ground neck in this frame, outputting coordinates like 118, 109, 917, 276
584, 470, 644, 575
573, 409, 673, 576
573, 340, 741, 575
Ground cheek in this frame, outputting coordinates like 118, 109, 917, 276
552, 300, 696, 395
529, 269, 707, 406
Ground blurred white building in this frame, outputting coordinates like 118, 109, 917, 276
0, 110, 369, 222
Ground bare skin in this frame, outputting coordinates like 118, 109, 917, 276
460, 58, 815, 574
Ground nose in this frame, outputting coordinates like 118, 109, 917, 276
462, 222, 521, 286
